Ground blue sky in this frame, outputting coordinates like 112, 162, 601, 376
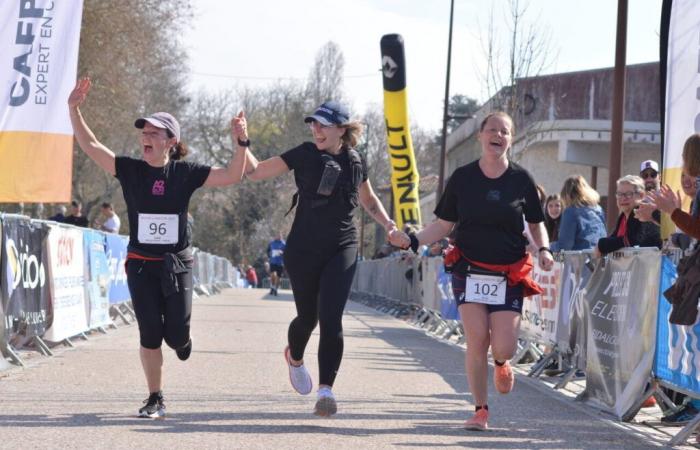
185, 0, 663, 130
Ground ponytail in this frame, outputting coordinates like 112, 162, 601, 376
169, 141, 189, 160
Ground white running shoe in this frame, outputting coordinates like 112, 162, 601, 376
284, 346, 313, 395
314, 387, 337, 417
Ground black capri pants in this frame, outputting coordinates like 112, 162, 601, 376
284, 244, 357, 387
126, 259, 193, 350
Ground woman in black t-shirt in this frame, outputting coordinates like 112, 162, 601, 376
391, 112, 554, 431
68, 77, 247, 419
232, 101, 398, 417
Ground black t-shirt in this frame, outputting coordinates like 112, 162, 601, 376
280, 142, 368, 250
115, 156, 211, 254
63, 215, 89, 227
434, 160, 544, 264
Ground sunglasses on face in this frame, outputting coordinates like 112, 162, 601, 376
640, 171, 658, 180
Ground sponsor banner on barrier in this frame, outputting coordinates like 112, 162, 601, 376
556, 252, 595, 368
0, 218, 5, 354
654, 256, 700, 395
520, 261, 563, 345
83, 231, 111, 328
0, 1, 84, 202
44, 225, 87, 341
105, 234, 129, 304
580, 249, 660, 419
1, 216, 49, 338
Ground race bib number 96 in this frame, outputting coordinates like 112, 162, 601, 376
465, 273, 506, 305
138, 214, 178, 244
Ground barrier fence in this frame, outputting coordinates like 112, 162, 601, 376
351, 247, 700, 446
0, 213, 237, 367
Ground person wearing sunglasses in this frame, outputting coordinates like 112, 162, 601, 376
640, 160, 660, 192
595, 175, 661, 257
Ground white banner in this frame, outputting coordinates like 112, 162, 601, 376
662, 0, 700, 232
520, 260, 563, 346
0, 0, 84, 201
44, 225, 87, 341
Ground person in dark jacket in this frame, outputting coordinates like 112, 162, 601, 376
596, 175, 662, 255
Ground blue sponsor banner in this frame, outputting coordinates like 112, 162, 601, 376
654, 256, 700, 395
83, 231, 111, 327
105, 234, 129, 305
437, 265, 459, 320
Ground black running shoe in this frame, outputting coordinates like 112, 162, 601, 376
138, 392, 165, 419
176, 339, 192, 361
661, 404, 699, 426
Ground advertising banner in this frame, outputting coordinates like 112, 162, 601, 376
83, 230, 111, 328
44, 225, 87, 341
1, 216, 49, 338
380, 34, 421, 228
105, 234, 129, 304
557, 251, 595, 368
654, 255, 700, 395
0, 1, 84, 201
520, 260, 563, 346
580, 249, 660, 419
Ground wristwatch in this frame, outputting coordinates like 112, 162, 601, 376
237, 138, 250, 147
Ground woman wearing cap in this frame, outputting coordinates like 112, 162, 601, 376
68, 77, 247, 419
389, 111, 553, 430
232, 101, 398, 417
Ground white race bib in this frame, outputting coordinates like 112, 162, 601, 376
138, 214, 179, 244
465, 272, 506, 305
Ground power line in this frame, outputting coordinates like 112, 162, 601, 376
190, 70, 381, 80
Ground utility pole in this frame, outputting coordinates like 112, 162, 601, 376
437, 0, 455, 198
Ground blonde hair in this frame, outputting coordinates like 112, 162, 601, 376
682, 134, 700, 177
341, 120, 364, 148
616, 175, 645, 193
560, 175, 600, 207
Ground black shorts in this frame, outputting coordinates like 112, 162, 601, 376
451, 267, 524, 314
269, 264, 284, 276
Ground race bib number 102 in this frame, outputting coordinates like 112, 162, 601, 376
138, 214, 179, 244
465, 272, 506, 305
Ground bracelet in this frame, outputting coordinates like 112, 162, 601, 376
237, 138, 250, 147
409, 233, 420, 253
538, 246, 553, 255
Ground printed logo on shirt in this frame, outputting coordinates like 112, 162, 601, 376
486, 190, 500, 201
512, 299, 520, 309
152, 180, 165, 196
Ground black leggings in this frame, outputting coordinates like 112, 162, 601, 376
284, 245, 357, 387
127, 259, 193, 350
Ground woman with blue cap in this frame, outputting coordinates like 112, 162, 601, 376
232, 101, 398, 417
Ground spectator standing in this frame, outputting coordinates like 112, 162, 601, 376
63, 200, 89, 227
94, 202, 121, 233
550, 175, 607, 252
48, 205, 67, 223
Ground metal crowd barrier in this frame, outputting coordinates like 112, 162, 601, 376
0, 213, 236, 368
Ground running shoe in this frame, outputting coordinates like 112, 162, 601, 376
642, 396, 657, 408
464, 408, 489, 431
661, 404, 699, 426
284, 346, 312, 395
138, 392, 165, 419
176, 338, 192, 361
314, 387, 337, 417
494, 361, 515, 394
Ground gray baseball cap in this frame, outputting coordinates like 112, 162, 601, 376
134, 112, 181, 143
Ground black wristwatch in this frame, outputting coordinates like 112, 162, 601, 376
237, 138, 251, 147
538, 246, 553, 255
409, 233, 420, 253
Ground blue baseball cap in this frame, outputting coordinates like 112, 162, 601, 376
304, 101, 350, 126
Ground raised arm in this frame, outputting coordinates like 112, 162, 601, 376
230, 109, 289, 181
203, 111, 248, 187
68, 78, 116, 176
